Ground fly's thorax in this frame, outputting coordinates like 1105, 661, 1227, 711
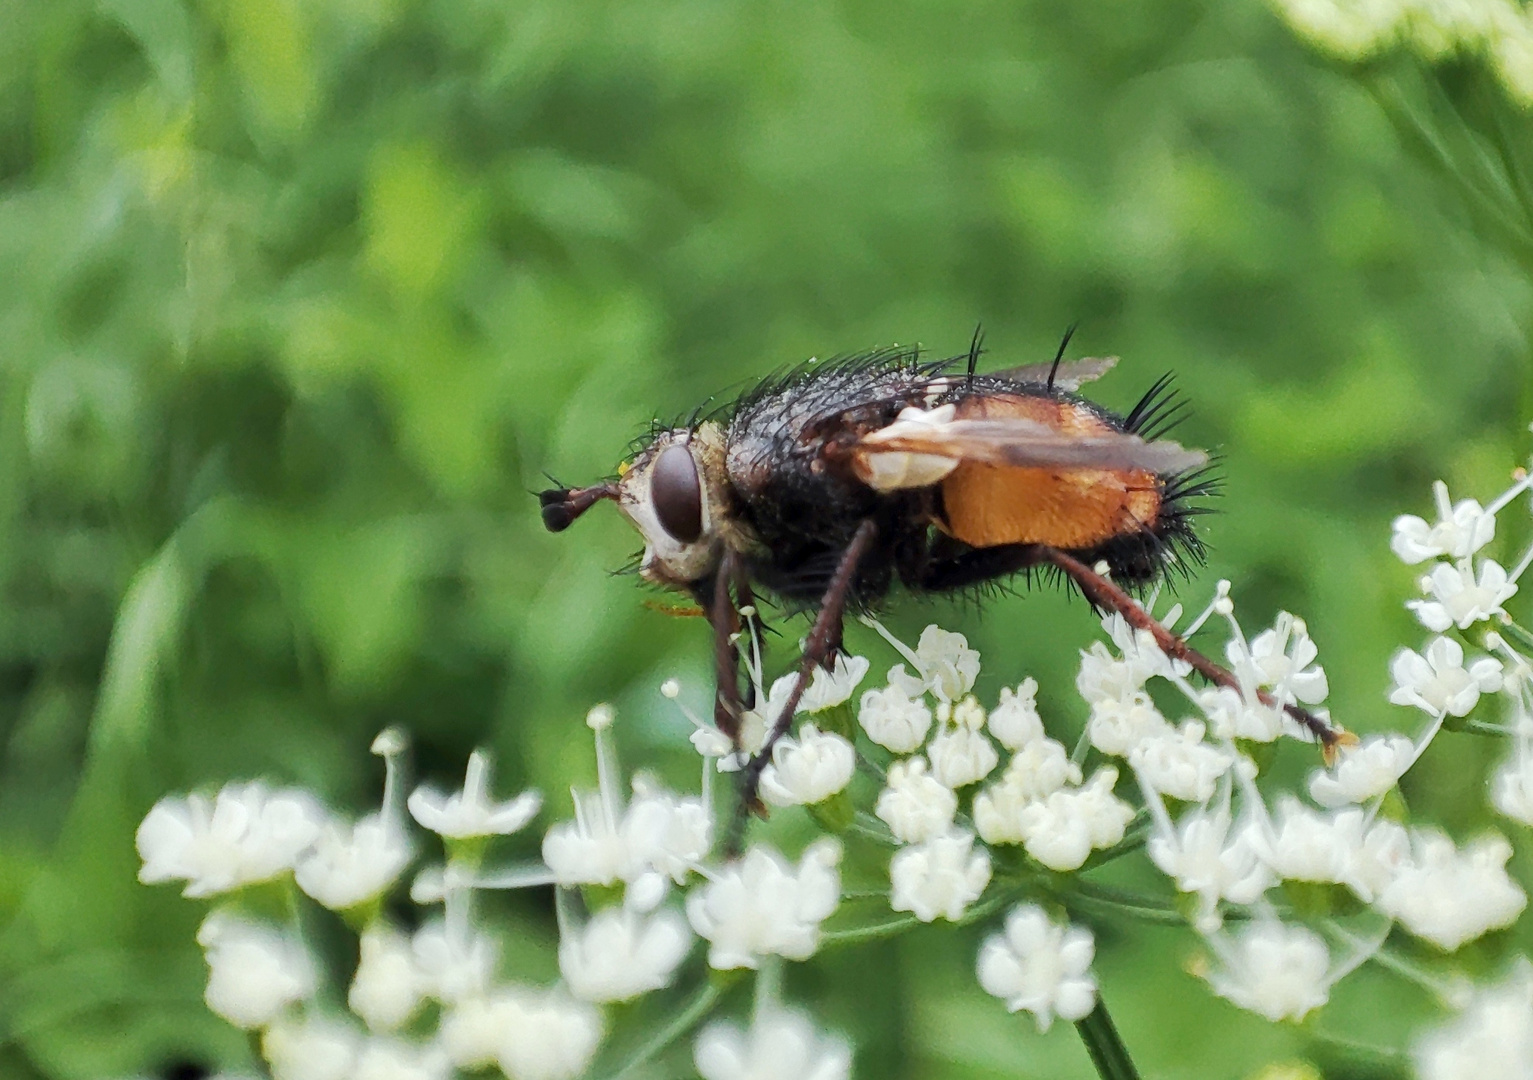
616, 422, 759, 589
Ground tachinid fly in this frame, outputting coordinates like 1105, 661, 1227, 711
539, 340, 1347, 823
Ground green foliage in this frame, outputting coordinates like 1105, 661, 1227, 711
0, 0, 1528, 1077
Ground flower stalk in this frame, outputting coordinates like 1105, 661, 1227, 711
1074, 999, 1143, 1080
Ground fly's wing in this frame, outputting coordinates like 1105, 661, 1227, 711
850, 407, 1207, 492
991, 356, 1118, 391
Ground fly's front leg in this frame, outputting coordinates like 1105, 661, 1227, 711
728, 519, 878, 852
1041, 546, 1356, 761
710, 549, 746, 743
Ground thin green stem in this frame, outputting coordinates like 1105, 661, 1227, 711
1074, 997, 1143, 1080
601, 979, 726, 1080
1463, 718, 1518, 737
1062, 881, 1187, 926
1080, 815, 1150, 871
819, 914, 921, 947
821, 886, 1019, 949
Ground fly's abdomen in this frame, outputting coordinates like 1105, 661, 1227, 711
937, 392, 1163, 550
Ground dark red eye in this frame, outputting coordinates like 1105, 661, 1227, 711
651, 443, 703, 542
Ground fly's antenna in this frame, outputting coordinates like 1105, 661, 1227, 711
965, 323, 985, 388
1046, 323, 1078, 392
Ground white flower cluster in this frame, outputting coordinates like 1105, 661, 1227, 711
1413, 959, 1533, 1078
1063, 545, 1531, 1025
858, 626, 1127, 919
142, 706, 855, 1079
139, 734, 612, 1080
1271, 0, 1533, 105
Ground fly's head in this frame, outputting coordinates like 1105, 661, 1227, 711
539, 421, 739, 592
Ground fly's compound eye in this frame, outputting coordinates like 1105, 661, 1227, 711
651, 443, 704, 543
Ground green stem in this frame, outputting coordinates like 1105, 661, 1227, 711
821, 885, 1018, 949
601, 979, 726, 1080
1079, 815, 1149, 871
1063, 881, 1186, 926
1074, 997, 1143, 1080
1495, 615, 1533, 658
1463, 718, 1517, 737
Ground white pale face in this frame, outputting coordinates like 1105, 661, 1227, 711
616, 423, 730, 589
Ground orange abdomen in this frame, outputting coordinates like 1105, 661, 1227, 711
942, 462, 1161, 548
938, 393, 1162, 550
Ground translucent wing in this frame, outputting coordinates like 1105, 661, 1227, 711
990, 356, 1118, 390
851, 405, 1207, 491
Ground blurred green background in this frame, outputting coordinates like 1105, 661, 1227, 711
2, 0, 1531, 1077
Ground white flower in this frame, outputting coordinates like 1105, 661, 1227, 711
1353, 817, 1412, 902
759, 724, 856, 807
972, 741, 1082, 846
263, 1016, 361, 1080
349, 922, 422, 1032
1227, 612, 1328, 706
441, 988, 602, 1079
295, 812, 413, 910
1199, 686, 1288, 743
976, 904, 1097, 1032
887, 625, 981, 702
407, 751, 541, 839
1205, 919, 1332, 1022
1391, 481, 1496, 564
927, 707, 999, 788
1015, 768, 1135, 872
1308, 734, 1416, 806
1101, 611, 1188, 683
1407, 560, 1517, 632
136, 782, 326, 898
410, 921, 496, 1004
800, 655, 870, 712
558, 907, 692, 1003
988, 678, 1044, 750
973, 784, 1029, 846
197, 912, 316, 1029
543, 777, 710, 891
1248, 798, 1369, 895
353, 1037, 451, 1080
694, 1007, 851, 1080
1390, 636, 1503, 717
541, 788, 645, 888
686, 839, 841, 968
1004, 737, 1083, 801
1412, 960, 1533, 1080
889, 829, 992, 922
1076, 642, 1145, 706
857, 681, 933, 752
1086, 692, 1171, 756
1148, 807, 1271, 932
875, 758, 957, 843
1493, 748, 1533, 826
1128, 720, 1233, 804
694, 702, 769, 769
1378, 829, 1527, 950
632, 775, 714, 884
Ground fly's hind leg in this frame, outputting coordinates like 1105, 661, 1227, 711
1040, 546, 1355, 761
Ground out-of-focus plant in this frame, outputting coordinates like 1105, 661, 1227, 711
141, 453, 1533, 1077
1273, 0, 1533, 276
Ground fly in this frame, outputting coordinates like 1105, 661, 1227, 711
539, 336, 1349, 831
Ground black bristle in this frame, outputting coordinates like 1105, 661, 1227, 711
1123, 372, 1189, 441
